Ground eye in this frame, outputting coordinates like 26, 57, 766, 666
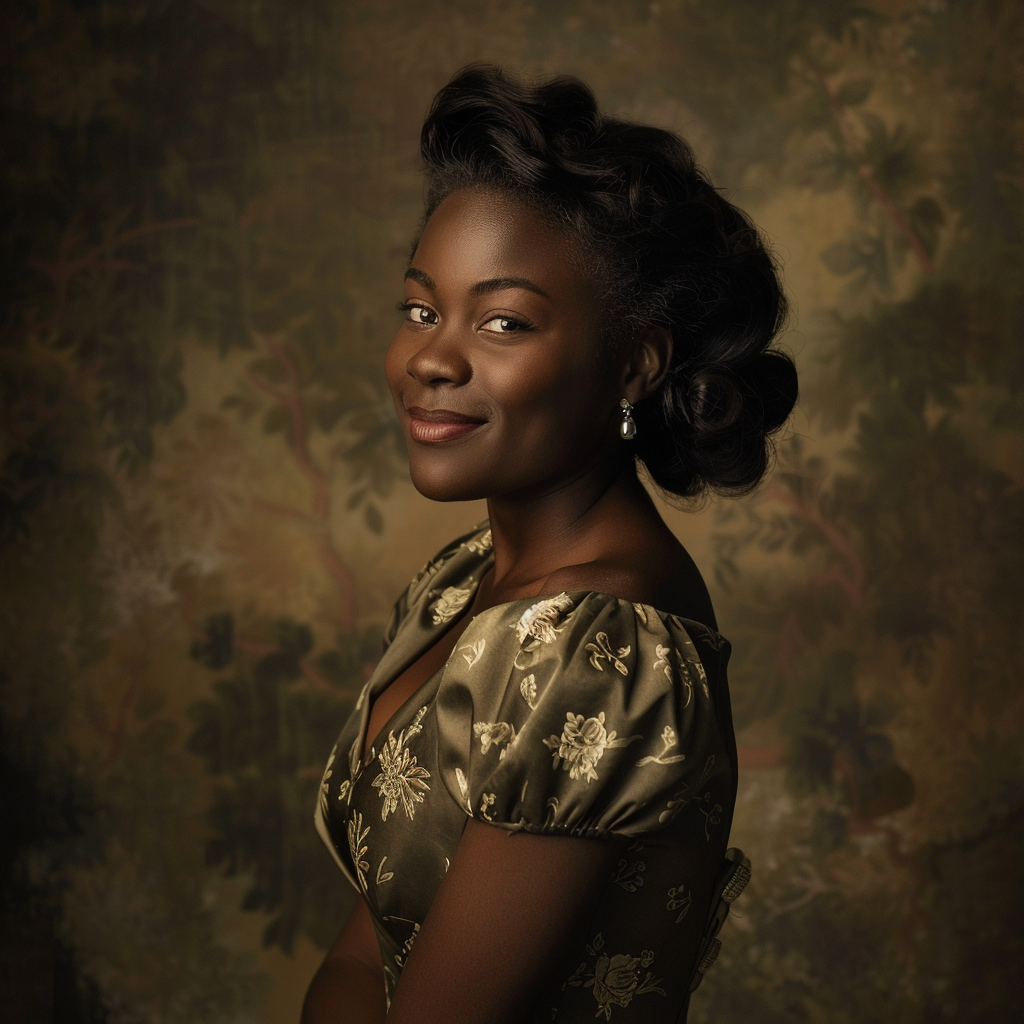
480, 315, 533, 334
398, 302, 438, 327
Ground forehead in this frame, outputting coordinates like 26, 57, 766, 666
411, 188, 592, 297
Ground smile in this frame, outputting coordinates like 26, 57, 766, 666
406, 406, 486, 444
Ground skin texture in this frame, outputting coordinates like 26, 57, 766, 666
303, 187, 718, 1024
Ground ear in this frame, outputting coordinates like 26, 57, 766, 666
622, 326, 673, 403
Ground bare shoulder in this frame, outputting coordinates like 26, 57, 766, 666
539, 546, 717, 628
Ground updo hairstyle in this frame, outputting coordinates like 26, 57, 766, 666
419, 64, 798, 500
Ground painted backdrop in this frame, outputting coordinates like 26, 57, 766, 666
2, 1, 1022, 1021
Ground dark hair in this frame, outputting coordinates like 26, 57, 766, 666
420, 64, 798, 499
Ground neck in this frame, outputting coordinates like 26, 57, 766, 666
483, 453, 660, 593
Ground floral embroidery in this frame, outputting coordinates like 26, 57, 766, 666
462, 528, 492, 554
542, 711, 641, 784
676, 636, 712, 698
632, 602, 649, 626
319, 745, 337, 797
688, 657, 710, 699
609, 857, 646, 892
667, 883, 693, 923
653, 643, 671, 679
655, 647, 696, 704
479, 792, 496, 821
396, 924, 420, 967
636, 725, 688, 767
455, 767, 472, 813
460, 638, 486, 667
346, 735, 367, 793
473, 720, 517, 758
585, 631, 631, 675
347, 811, 370, 891
375, 855, 394, 885
653, 645, 694, 708
696, 790, 723, 840
385, 917, 420, 969
520, 673, 538, 709
513, 593, 574, 645
566, 933, 666, 1020
430, 586, 473, 625
337, 779, 351, 804
371, 706, 431, 821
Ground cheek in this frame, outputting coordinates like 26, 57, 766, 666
483, 348, 609, 445
384, 332, 409, 398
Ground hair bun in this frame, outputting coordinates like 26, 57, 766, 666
746, 351, 799, 434
682, 366, 744, 437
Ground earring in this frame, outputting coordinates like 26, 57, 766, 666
619, 398, 637, 440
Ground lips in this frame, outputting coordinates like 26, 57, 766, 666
406, 405, 486, 443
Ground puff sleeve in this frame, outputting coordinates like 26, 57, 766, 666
434, 591, 733, 839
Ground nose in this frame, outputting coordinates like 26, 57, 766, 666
405, 327, 471, 387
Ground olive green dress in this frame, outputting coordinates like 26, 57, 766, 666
315, 523, 738, 1022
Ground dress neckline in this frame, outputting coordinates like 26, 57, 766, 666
355, 553, 492, 768
352, 526, 725, 772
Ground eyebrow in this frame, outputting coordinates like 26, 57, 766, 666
404, 267, 549, 299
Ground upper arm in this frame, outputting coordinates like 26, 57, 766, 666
385, 818, 624, 1024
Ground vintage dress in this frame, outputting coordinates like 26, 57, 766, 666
315, 523, 738, 1022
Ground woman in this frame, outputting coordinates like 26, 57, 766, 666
303, 65, 796, 1024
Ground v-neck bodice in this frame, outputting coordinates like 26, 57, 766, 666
314, 521, 739, 1020
354, 544, 494, 768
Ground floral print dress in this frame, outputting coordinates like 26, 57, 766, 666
316, 523, 738, 1021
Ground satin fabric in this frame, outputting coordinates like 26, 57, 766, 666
316, 523, 738, 1021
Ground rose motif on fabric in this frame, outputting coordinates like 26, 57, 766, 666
566, 933, 665, 1020
473, 720, 516, 758
594, 952, 649, 1010
542, 711, 641, 784
430, 586, 473, 625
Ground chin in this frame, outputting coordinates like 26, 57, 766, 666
408, 462, 491, 503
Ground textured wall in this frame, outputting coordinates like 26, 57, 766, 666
2, 1, 1022, 1021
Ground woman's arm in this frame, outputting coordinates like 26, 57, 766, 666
385, 818, 625, 1024
301, 896, 387, 1024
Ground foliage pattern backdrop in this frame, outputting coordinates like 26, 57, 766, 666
2, 1, 1022, 1021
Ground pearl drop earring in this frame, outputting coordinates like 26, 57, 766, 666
619, 398, 637, 440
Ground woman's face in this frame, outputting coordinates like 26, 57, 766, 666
385, 188, 625, 502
